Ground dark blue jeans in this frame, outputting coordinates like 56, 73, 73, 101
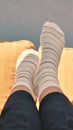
0, 91, 73, 130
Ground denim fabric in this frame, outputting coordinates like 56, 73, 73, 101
39, 92, 73, 130
0, 91, 73, 130
0, 91, 41, 130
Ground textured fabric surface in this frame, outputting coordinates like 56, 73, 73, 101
0, 40, 34, 112
40, 92, 73, 130
0, 91, 42, 130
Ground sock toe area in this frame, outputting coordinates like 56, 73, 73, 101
43, 21, 64, 35
16, 49, 39, 70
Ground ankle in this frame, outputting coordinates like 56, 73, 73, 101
39, 87, 63, 103
11, 85, 37, 102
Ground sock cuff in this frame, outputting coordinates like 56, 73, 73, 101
37, 81, 60, 97
12, 81, 34, 94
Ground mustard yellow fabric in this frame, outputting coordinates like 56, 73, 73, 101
58, 48, 73, 102
0, 40, 34, 112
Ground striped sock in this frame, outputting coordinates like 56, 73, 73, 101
12, 49, 39, 95
34, 21, 65, 97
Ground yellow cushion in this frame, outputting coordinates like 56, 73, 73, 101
0, 40, 34, 112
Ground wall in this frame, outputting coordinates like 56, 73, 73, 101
0, 0, 73, 49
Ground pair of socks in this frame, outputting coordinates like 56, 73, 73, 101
12, 21, 65, 98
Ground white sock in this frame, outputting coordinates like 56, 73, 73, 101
34, 22, 65, 97
12, 49, 39, 95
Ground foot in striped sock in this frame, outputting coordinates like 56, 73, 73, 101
12, 49, 39, 97
34, 21, 65, 97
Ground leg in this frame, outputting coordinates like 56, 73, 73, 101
0, 90, 41, 130
34, 22, 65, 97
40, 92, 73, 130
0, 49, 41, 130
34, 22, 73, 129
